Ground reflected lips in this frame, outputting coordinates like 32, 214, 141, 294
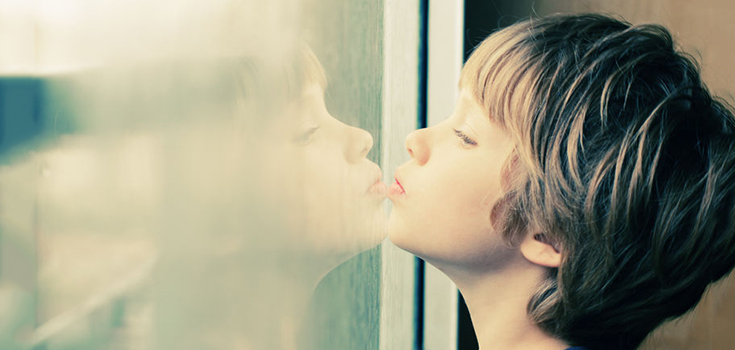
368, 179, 388, 195
367, 170, 388, 196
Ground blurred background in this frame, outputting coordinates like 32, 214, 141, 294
0, 0, 733, 349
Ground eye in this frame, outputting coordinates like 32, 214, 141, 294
453, 129, 477, 146
294, 126, 320, 145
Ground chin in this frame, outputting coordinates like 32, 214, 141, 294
386, 215, 467, 269
386, 213, 420, 255
359, 206, 389, 250
320, 204, 388, 259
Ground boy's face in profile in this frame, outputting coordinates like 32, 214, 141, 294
387, 89, 518, 270
259, 82, 387, 256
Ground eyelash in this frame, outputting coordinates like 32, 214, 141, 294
294, 126, 320, 144
453, 129, 477, 146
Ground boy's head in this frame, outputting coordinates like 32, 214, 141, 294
461, 13, 735, 349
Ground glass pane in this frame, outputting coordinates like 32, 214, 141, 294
0, 0, 415, 349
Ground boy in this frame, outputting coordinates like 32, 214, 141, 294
387, 13, 735, 350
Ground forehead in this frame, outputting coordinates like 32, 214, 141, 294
456, 90, 485, 118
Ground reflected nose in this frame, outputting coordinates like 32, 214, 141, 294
405, 128, 430, 165
345, 126, 373, 163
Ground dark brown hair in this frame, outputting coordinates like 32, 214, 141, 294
461, 14, 735, 350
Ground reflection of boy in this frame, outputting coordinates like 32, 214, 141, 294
462, 14, 735, 350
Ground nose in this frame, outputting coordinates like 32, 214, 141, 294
405, 128, 430, 165
345, 125, 373, 163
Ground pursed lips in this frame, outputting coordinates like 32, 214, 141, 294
389, 172, 406, 197
366, 167, 388, 195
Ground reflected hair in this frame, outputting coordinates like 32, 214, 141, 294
234, 44, 327, 123
461, 14, 735, 349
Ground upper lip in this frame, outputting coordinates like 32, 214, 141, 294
368, 165, 384, 189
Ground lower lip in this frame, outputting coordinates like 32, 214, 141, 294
367, 181, 388, 196
388, 181, 405, 197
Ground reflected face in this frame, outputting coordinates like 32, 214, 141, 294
262, 82, 387, 257
387, 90, 516, 269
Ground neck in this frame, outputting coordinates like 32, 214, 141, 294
435, 256, 569, 350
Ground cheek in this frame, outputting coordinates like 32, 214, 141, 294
389, 175, 490, 249
256, 145, 304, 207
388, 161, 507, 265
302, 145, 351, 207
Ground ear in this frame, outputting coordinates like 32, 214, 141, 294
519, 233, 562, 268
